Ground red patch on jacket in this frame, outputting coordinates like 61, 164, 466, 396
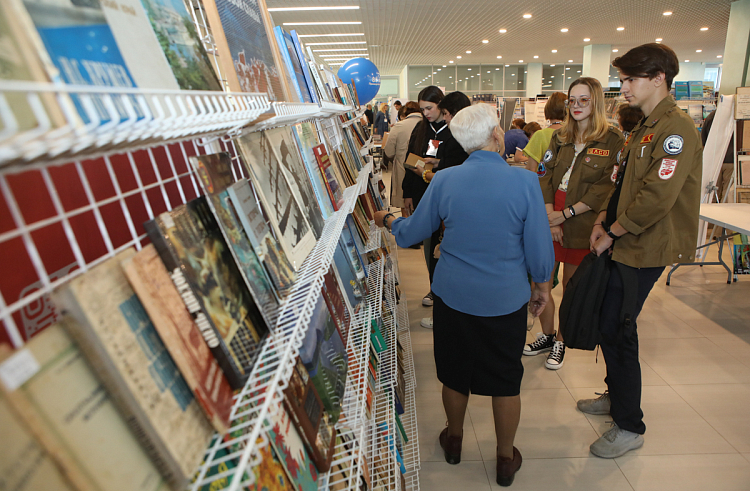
587, 148, 610, 157
640, 133, 654, 144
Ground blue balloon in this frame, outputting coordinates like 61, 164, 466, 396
337, 58, 380, 105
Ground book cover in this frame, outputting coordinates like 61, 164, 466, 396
273, 26, 311, 103
267, 403, 320, 491
332, 239, 365, 317
0, 324, 171, 491
226, 178, 297, 297
139, 0, 222, 90
122, 244, 234, 434
322, 265, 351, 344
201, 0, 286, 99
299, 296, 348, 424
341, 220, 366, 281
290, 29, 318, 104
282, 357, 336, 472
313, 143, 344, 211
50, 251, 215, 488
144, 197, 269, 390
190, 152, 280, 323
292, 122, 336, 219
236, 130, 316, 270
266, 126, 326, 239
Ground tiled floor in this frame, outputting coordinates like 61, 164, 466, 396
395, 238, 750, 490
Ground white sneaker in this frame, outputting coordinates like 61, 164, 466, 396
589, 423, 644, 459
544, 340, 565, 370
420, 317, 433, 329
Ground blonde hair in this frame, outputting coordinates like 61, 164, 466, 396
558, 77, 609, 144
379, 103, 388, 112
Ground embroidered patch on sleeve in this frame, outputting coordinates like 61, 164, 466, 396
587, 148, 610, 156
537, 162, 547, 178
663, 135, 684, 155
542, 149, 553, 163
658, 158, 678, 180
611, 165, 619, 183
640, 133, 654, 144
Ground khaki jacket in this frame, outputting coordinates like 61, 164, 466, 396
601, 96, 703, 268
384, 113, 421, 207
539, 127, 623, 249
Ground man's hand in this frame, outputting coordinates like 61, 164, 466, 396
529, 283, 550, 317
374, 210, 389, 227
589, 223, 606, 249
548, 210, 566, 227
403, 198, 414, 213
550, 225, 563, 244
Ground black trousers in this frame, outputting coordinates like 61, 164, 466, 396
599, 262, 664, 435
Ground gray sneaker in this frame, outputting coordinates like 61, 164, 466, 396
577, 391, 611, 415
589, 423, 643, 458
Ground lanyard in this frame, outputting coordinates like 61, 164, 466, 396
431, 122, 446, 137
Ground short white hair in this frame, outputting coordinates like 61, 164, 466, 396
450, 103, 504, 154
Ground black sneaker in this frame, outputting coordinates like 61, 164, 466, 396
422, 291, 434, 307
545, 340, 565, 370
523, 332, 555, 356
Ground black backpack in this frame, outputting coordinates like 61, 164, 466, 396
558, 253, 639, 351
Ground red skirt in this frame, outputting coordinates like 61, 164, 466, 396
553, 189, 589, 266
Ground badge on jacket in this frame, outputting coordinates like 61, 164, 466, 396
658, 158, 678, 179
537, 162, 547, 177
663, 135, 683, 155
542, 149, 553, 163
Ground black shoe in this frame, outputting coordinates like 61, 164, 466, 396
523, 332, 555, 356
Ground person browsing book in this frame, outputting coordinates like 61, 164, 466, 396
504, 119, 529, 161
374, 103, 554, 487
384, 102, 422, 217
526, 78, 622, 370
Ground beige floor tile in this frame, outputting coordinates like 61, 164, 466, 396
672, 383, 750, 453
615, 454, 750, 491
636, 307, 704, 339
706, 333, 750, 367
419, 461, 493, 491
519, 357, 567, 389
481, 457, 634, 490
415, 391, 485, 464
744, 453, 750, 464
468, 389, 600, 459
554, 352, 667, 389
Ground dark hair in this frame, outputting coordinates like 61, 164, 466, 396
393, 100, 402, 106
412, 86, 445, 156
612, 43, 680, 90
512, 118, 526, 129
438, 91, 471, 117
617, 104, 644, 133
523, 122, 541, 138
418, 86, 444, 104
545, 92, 567, 121
402, 101, 420, 116
397, 106, 406, 120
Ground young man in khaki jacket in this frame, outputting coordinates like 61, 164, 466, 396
577, 43, 703, 458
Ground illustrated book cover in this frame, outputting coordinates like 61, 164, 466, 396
292, 121, 336, 219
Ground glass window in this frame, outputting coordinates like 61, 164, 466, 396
542, 64, 565, 92
504, 65, 525, 94
608, 65, 621, 88
456, 65, 480, 92
480, 65, 504, 92
563, 65, 582, 91
433, 65, 456, 93
408, 65, 434, 102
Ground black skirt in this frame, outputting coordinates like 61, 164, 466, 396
433, 294, 527, 397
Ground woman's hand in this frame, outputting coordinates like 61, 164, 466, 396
403, 198, 414, 214
589, 223, 606, 250
374, 210, 389, 227
550, 225, 563, 244
548, 210, 566, 227
423, 157, 439, 167
529, 283, 550, 317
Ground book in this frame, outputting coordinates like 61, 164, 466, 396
313, 144, 344, 211
267, 402, 320, 491
322, 265, 351, 344
201, 0, 287, 100
266, 126, 326, 239
292, 122, 336, 219
190, 152, 281, 324
236, 130, 316, 270
121, 244, 234, 433
282, 357, 336, 472
0, 324, 171, 491
332, 239, 365, 317
299, 296, 348, 424
403, 152, 433, 171
144, 197, 270, 390
273, 26, 312, 103
139, 0, 222, 91
51, 251, 219, 488
290, 30, 319, 104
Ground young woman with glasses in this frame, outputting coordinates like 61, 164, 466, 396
524, 77, 623, 370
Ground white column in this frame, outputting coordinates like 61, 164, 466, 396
525, 63, 543, 98
720, 0, 750, 94
399, 65, 409, 101
582, 44, 612, 87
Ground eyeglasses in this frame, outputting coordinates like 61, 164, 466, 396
566, 97, 591, 108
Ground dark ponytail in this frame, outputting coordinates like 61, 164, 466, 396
411, 86, 445, 156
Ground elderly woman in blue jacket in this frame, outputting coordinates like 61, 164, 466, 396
375, 103, 554, 487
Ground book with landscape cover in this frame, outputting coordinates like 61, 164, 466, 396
0, 324, 172, 491
201, 0, 286, 99
266, 126, 326, 239
299, 296, 349, 424
282, 356, 336, 472
50, 250, 215, 489
236, 130, 316, 270
227, 178, 297, 298
273, 26, 312, 103
190, 152, 281, 324
267, 402, 320, 491
144, 197, 270, 390
292, 121, 336, 219
122, 244, 234, 434
313, 143, 344, 211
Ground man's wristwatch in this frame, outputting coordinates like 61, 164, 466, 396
604, 223, 620, 241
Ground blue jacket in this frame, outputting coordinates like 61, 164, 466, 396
503, 129, 529, 159
374, 111, 388, 135
391, 150, 554, 316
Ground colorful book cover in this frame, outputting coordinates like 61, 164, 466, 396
267, 404, 320, 491
144, 197, 269, 390
273, 26, 310, 103
139, 0, 222, 90
227, 178, 297, 297
298, 296, 348, 424
290, 29, 318, 104
0, 324, 170, 491
122, 244, 234, 434
266, 126, 326, 239
313, 143, 344, 211
50, 250, 214, 489
201, 0, 285, 99
190, 152, 280, 323
282, 357, 336, 472
236, 130, 316, 271
332, 239, 365, 317
341, 220, 366, 281
322, 265, 351, 344
733, 234, 750, 275
292, 122, 336, 219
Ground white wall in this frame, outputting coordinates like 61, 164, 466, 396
399, 65, 409, 100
